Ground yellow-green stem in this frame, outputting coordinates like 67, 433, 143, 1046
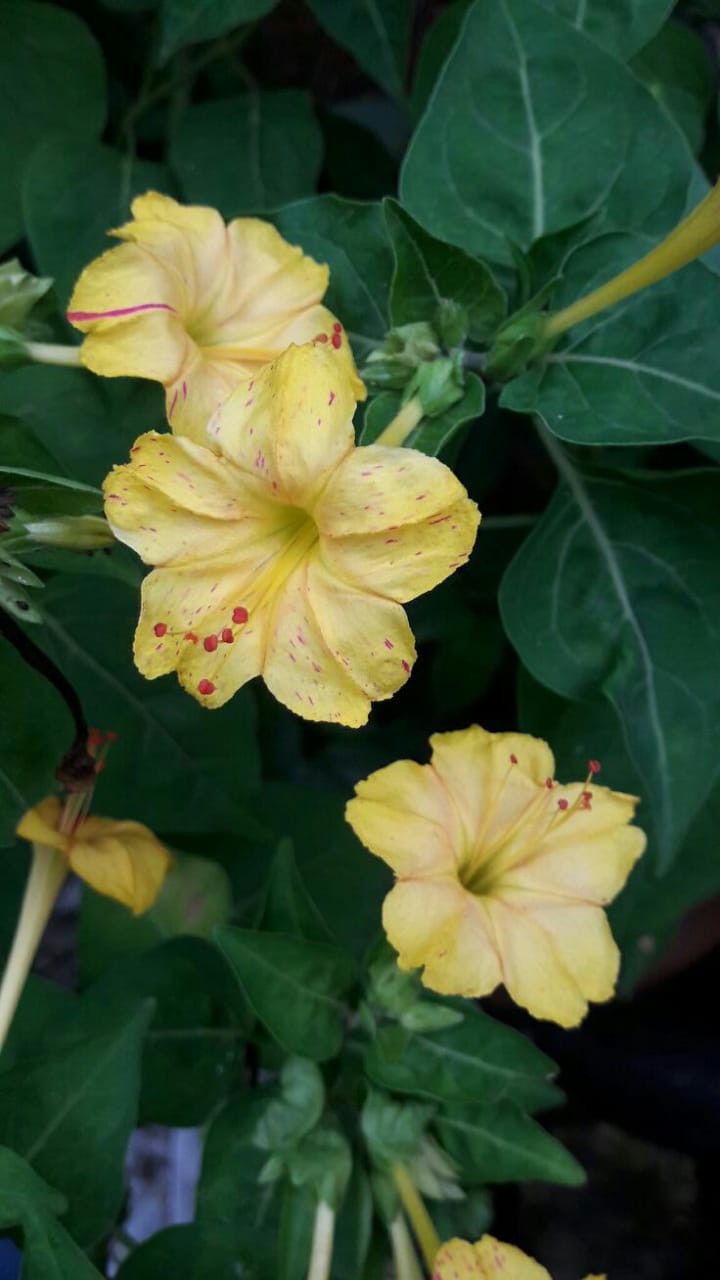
389, 1214, 424, 1280
25, 342, 83, 367
391, 1164, 441, 1272
306, 1201, 335, 1280
0, 843, 67, 1053
545, 180, 720, 338
374, 395, 424, 447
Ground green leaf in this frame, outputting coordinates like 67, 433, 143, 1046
385, 200, 506, 341
285, 1126, 353, 1208
158, 0, 279, 61
503, 234, 720, 445
401, 0, 694, 267
360, 376, 485, 457
0, 636, 72, 848
215, 926, 355, 1060
537, 0, 674, 58
411, 0, 470, 115
501, 461, 720, 869
0, 1147, 104, 1280
117, 1223, 259, 1279
0, 2, 106, 254
24, 141, 172, 306
254, 1058, 325, 1155
436, 1101, 585, 1185
277, 1183, 315, 1280
0, 998, 152, 1246
631, 22, 714, 153
361, 1088, 434, 1168
171, 91, 323, 216
259, 839, 334, 943
332, 1165, 374, 1280
365, 1003, 560, 1110
0, 260, 53, 330
305, 0, 413, 100
272, 197, 392, 361
40, 575, 263, 837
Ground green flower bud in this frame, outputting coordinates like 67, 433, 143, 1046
485, 310, 552, 381
24, 515, 114, 551
435, 298, 469, 349
404, 356, 464, 417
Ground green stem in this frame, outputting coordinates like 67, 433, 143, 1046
389, 1214, 424, 1280
0, 843, 67, 1053
26, 343, 82, 368
374, 395, 424, 447
306, 1201, 335, 1280
391, 1164, 440, 1272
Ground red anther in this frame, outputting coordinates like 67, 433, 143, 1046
510, 753, 518, 764
232, 606, 249, 625
557, 798, 569, 811
203, 635, 218, 652
580, 790, 593, 810
153, 622, 167, 637
184, 632, 198, 644
313, 332, 328, 343
333, 322, 342, 333
221, 628, 234, 644
198, 679, 215, 695
588, 759, 601, 775
331, 331, 342, 349
545, 777, 554, 789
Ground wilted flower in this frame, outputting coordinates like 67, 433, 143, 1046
67, 192, 364, 443
433, 1235, 605, 1279
346, 726, 645, 1027
103, 343, 480, 726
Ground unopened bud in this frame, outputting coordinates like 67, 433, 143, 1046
24, 515, 114, 551
404, 356, 464, 417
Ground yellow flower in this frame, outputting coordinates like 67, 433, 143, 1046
103, 342, 480, 726
345, 726, 645, 1026
16, 795, 171, 916
433, 1235, 604, 1279
67, 191, 364, 444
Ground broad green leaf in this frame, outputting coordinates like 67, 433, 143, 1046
502, 234, 720, 446
272, 197, 392, 361
0, 1147, 103, 1280
0, 3, 106, 254
0, 998, 151, 1246
401, 0, 694, 267
158, 0, 279, 61
305, 0, 413, 100
278, 1183, 315, 1280
254, 1058, 324, 1154
332, 1165, 374, 1280
411, 0, 470, 114
501, 463, 720, 869
385, 200, 506, 341
537, 0, 673, 58
361, 1088, 434, 1168
285, 1126, 352, 1208
631, 22, 714, 153
435, 1101, 585, 1185
360, 376, 485, 457
23, 141, 172, 306
170, 91, 323, 216
365, 1003, 560, 1110
215, 926, 354, 1061
259, 840, 334, 944
0, 636, 72, 847
40, 576, 263, 837
117, 1223, 258, 1279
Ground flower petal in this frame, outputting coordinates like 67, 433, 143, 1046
308, 555, 415, 700
15, 796, 67, 854
484, 894, 588, 1027
71, 816, 171, 915
433, 1239, 483, 1279
383, 879, 501, 999
210, 343, 356, 505
315, 445, 470, 536
346, 762, 459, 876
500, 890, 620, 1005
473, 1235, 552, 1280
165, 350, 241, 445
221, 218, 329, 331
262, 558, 370, 726
114, 192, 227, 302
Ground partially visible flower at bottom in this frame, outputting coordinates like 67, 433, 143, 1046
345, 725, 645, 1027
433, 1235, 605, 1279
16, 792, 171, 915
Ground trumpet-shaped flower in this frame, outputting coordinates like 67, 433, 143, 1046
346, 726, 645, 1026
17, 795, 171, 916
67, 192, 364, 443
433, 1236, 605, 1279
103, 342, 479, 726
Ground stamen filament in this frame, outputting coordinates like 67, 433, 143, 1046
391, 1163, 441, 1272
545, 181, 720, 338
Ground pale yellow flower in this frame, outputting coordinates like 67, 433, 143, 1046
16, 795, 171, 916
67, 191, 364, 443
345, 726, 645, 1027
103, 343, 480, 727
433, 1235, 604, 1279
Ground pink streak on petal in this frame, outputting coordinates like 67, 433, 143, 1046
169, 389, 179, 418
66, 302, 176, 322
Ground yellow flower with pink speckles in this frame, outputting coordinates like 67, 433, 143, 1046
432, 1235, 605, 1279
103, 342, 480, 726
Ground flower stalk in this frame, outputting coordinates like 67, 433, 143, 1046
25, 342, 83, 367
375, 395, 424, 447
306, 1200, 336, 1280
391, 1163, 440, 1272
0, 841, 67, 1053
545, 180, 720, 338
